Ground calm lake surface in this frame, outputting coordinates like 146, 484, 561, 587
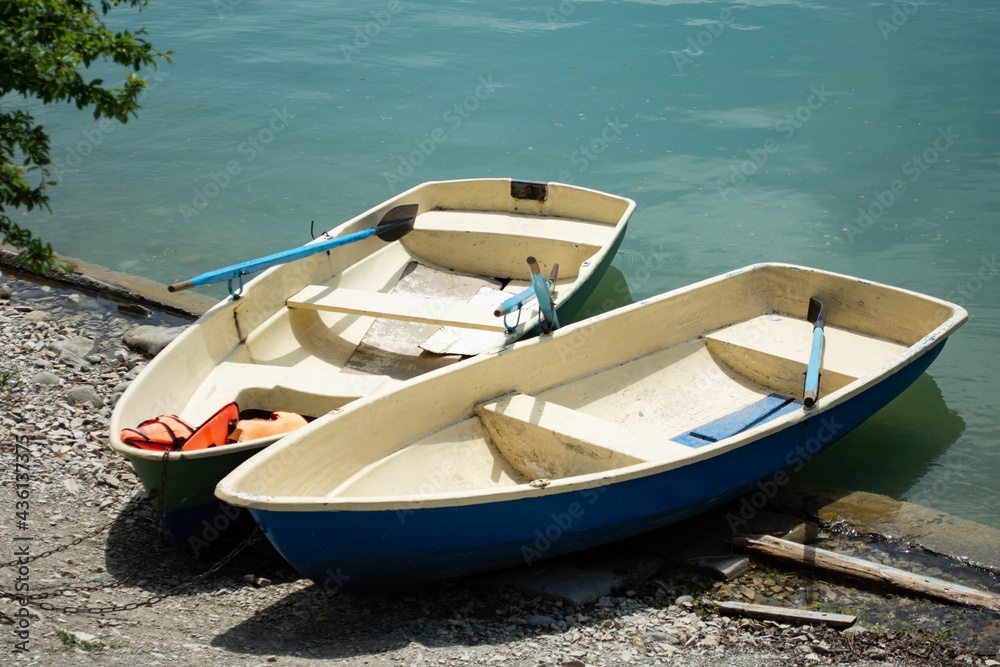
12, 1, 1000, 528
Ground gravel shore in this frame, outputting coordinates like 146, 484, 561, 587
0, 269, 994, 666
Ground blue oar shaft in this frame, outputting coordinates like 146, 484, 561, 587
803, 326, 824, 408
193, 227, 376, 289
494, 283, 557, 317
494, 286, 536, 317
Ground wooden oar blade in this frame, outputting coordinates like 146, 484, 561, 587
374, 204, 418, 242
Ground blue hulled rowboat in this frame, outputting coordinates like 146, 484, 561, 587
215, 263, 966, 589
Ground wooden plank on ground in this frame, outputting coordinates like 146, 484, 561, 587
711, 600, 857, 628
732, 534, 1000, 613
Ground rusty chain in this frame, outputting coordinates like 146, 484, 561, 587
2, 450, 265, 615
1, 528, 263, 615
0, 499, 147, 570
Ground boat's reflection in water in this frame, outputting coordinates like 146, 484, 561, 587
789, 372, 965, 498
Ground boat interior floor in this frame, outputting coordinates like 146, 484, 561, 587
183, 261, 521, 423
324, 314, 909, 500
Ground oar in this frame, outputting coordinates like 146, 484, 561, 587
803, 297, 826, 409
527, 256, 559, 332
167, 204, 418, 293
494, 264, 559, 317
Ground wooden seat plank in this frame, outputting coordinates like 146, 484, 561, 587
704, 314, 907, 398
416, 210, 612, 248
476, 393, 690, 479
287, 285, 507, 332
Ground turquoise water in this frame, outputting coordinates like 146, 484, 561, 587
10, 1, 1000, 527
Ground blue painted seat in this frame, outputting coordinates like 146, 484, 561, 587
672, 394, 801, 448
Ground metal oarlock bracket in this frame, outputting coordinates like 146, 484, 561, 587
503, 305, 522, 333
227, 272, 246, 299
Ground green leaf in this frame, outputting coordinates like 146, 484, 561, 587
0, 0, 171, 273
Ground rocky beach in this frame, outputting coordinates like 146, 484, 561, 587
1, 265, 999, 666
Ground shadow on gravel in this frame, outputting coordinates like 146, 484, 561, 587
212, 577, 556, 661
101, 495, 286, 598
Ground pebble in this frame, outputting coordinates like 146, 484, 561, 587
523, 614, 559, 627
65, 385, 103, 407
123, 324, 187, 357
30, 371, 61, 385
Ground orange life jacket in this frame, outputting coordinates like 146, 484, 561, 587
121, 402, 240, 452
229, 411, 308, 443
120, 414, 194, 452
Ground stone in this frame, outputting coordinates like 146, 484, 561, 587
674, 595, 694, 605
671, 534, 751, 580
24, 310, 49, 322
123, 325, 187, 357
109, 392, 125, 409
0, 284, 10, 299
65, 385, 102, 407
740, 509, 819, 544
523, 615, 558, 627
30, 371, 61, 385
57, 347, 91, 369
642, 631, 680, 645
50, 335, 95, 358
118, 302, 152, 319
